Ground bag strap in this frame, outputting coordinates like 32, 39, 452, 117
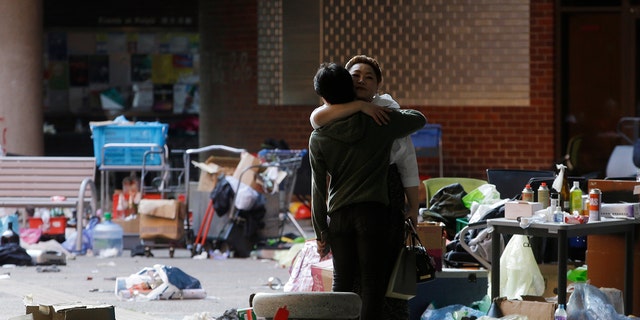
405, 218, 426, 248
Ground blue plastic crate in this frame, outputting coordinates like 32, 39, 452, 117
411, 124, 441, 157
91, 122, 168, 167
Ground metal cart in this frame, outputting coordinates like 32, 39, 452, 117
183, 146, 308, 257
256, 148, 308, 240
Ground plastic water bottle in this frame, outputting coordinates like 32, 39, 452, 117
92, 212, 123, 257
554, 303, 567, 320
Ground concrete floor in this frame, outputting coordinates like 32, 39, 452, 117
0, 247, 295, 320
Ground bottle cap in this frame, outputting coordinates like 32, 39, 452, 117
104, 212, 112, 221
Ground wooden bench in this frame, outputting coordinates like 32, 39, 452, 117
0, 156, 98, 236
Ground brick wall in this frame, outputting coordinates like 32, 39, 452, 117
199, 0, 555, 180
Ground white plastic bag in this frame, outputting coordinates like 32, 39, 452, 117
499, 235, 545, 299
225, 175, 260, 210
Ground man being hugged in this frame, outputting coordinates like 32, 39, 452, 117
308, 62, 426, 320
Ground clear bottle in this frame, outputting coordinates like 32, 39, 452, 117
522, 184, 534, 202
554, 303, 567, 320
92, 212, 123, 257
538, 182, 550, 209
553, 205, 564, 223
560, 175, 571, 212
548, 192, 559, 220
570, 181, 583, 214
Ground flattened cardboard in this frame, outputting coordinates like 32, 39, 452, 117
496, 296, 556, 320
26, 303, 115, 320
232, 152, 262, 191
195, 156, 238, 192
138, 199, 181, 219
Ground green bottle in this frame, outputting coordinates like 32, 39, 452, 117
570, 181, 583, 214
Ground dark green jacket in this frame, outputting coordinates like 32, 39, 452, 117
308, 109, 426, 240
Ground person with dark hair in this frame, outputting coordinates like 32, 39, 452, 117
311, 55, 423, 319
312, 62, 356, 104
309, 62, 426, 320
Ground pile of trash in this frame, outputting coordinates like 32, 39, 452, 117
116, 264, 206, 301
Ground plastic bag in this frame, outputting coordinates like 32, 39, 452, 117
499, 235, 545, 299
61, 216, 99, 254
118, 264, 205, 301
462, 184, 500, 208
567, 265, 588, 283
283, 240, 331, 292
420, 304, 487, 320
567, 283, 632, 320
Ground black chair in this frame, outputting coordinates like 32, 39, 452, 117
485, 169, 555, 200
527, 176, 587, 201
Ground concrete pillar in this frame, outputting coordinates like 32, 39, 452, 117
0, 0, 43, 156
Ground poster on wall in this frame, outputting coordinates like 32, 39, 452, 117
68, 55, 89, 87
131, 54, 152, 82
46, 61, 69, 90
153, 84, 173, 112
110, 53, 131, 86
88, 55, 110, 84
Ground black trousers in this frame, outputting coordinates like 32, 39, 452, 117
329, 202, 395, 320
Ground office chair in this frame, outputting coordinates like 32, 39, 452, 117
423, 177, 488, 204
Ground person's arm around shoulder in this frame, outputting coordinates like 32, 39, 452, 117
386, 109, 427, 138
310, 100, 391, 128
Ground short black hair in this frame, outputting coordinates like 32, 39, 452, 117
313, 62, 356, 104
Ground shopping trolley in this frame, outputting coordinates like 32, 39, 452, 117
256, 148, 309, 241
185, 146, 309, 257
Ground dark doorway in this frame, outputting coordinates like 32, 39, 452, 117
561, 11, 630, 177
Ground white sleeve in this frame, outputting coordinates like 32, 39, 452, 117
392, 136, 421, 188
377, 94, 421, 188
373, 93, 400, 109
309, 106, 324, 129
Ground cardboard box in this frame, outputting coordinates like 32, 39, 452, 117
310, 259, 334, 292
139, 207, 185, 240
414, 222, 445, 271
232, 151, 262, 191
496, 296, 556, 320
138, 199, 182, 219
537, 263, 577, 298
587, 179, 640, 203
194, 156, 239, 192
25, 303, 115, 320
113, 216, 139, 234
505, 201, 543, 220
